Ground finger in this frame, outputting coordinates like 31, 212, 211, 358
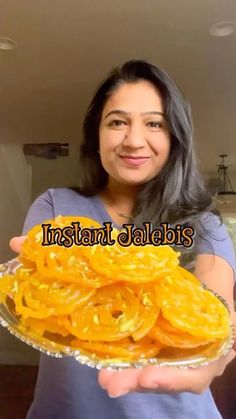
98, 368, 140, 397
98, 369, 117, 390
215, 350, 235, 376
138, 364, 217, 394
9, 236, 26, 254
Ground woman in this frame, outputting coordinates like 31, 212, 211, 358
11, 60, 235, 419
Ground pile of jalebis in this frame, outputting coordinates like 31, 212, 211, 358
0, 216, 231, 362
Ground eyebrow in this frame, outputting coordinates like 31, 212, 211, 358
104, 110, 165, 119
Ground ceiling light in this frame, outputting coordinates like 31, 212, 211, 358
209, 21, 235, 37
0, 37, 17, 50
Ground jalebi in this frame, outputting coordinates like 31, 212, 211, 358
0, 215, 231, 362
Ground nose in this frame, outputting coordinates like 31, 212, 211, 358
122, 122, 145, 149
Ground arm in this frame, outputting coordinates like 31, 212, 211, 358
193, 212, 235, 313
194, 254, 235, 314
194, 213, 236, 335
194, 253, 236, 374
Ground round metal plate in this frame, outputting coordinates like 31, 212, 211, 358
0, 258, 234, 370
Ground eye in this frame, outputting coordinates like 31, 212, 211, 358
108, 119, 127, 128
146, 121, 162, 129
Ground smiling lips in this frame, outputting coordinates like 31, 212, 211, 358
119, 155, 150, 166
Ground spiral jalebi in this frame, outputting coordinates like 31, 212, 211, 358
0, 215, 231, 361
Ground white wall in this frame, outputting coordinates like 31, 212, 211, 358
205, 171, 236, 217
0, 144, 40, 364
0, 143, 80, 364
0, 144, 31, 262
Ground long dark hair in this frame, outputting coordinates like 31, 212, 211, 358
73, 59, 219, 234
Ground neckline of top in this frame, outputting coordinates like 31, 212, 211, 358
92, 195, 124, 231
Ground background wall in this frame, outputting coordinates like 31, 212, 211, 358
26, 143, 80, 201
0, 144, 39, 364
0, 144, 31, 262
0, 142, 80, 364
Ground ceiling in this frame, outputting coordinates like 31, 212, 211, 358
1, 0, 236, 175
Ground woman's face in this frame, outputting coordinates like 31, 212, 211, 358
99, 80, 171, 187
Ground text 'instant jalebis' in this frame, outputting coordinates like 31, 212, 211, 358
41, 222, 194, 248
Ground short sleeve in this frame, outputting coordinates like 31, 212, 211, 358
22, 189, 55, 235
194, 212, 236, 278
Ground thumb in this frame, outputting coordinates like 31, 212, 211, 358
9, 236, 26, 254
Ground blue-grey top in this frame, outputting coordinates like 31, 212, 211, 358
23, 188, 235, 419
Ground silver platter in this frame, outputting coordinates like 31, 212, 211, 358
0, 258, 234, 371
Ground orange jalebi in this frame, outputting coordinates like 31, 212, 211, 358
0, 215, 231, 362
71, 336, 163, 360
81, 231, 180, 283
156, 274, 230, 339
148, 312, 213, 348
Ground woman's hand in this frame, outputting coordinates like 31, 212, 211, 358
98, 349, 235, 398
9, 236, 26, 254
